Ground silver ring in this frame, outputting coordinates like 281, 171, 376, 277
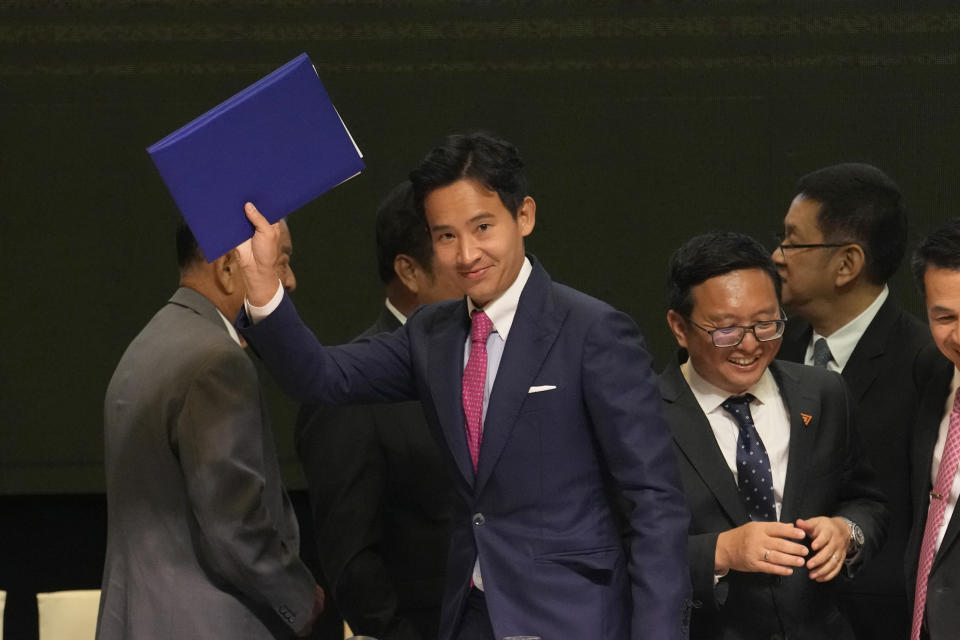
763, 549, 770, 562
831, 553, 838, 561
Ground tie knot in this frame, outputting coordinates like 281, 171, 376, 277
471, 310, 494, 343
721, 394, 755, 413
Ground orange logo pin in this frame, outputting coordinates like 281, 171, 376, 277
801, 413, 813, 426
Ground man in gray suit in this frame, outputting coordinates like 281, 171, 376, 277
96, 219, 322, 639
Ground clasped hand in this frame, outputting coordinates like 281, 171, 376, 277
715, 516, 850, 582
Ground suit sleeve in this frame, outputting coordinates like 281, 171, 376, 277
174, 344, 317, 635
831, 373, 890, 576
581, 308, 692, 640
688, 532, 725, 609
238, 293, 417, 406
296, 403, 424, 640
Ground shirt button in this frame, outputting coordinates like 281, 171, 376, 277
472, 513, 485, 526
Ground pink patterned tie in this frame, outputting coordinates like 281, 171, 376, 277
911, 386, 960, 640
463, 310, 493, 472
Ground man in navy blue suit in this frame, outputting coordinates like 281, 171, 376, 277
234, 132, 691, 640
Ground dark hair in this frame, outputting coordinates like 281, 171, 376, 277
795, 163, 906, 285
409, 131, 528, 218
176, 217, 206, 270
667, 231, 781, 316
912, 218, 960, 296
375, 181, 434, 284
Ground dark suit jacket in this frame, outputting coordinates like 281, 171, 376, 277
240, 257, 691, 640
97, 287, 315, 640
660, 357, 889, 640
295, 307, 453, 640
905, 347, 958, 640
779, 296, 931, 608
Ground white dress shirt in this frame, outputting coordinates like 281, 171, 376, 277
930, 367, 960, 553
804, 286, 888, 372
680, 361, 791, 520
217, 310, 242, 346
384, 297, 407, 326
464, 257, 533, 590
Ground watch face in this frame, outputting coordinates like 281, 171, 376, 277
853, 524, 865, 546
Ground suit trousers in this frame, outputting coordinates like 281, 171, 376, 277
455, 589, 495, 640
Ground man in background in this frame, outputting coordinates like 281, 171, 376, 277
905, 219, 960, 640
661, 231, 888, 639
773, 163, 930, 639
97, 219, 322, 639
296, 181, 461, 639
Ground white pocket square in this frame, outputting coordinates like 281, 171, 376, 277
528, 385, 557, 394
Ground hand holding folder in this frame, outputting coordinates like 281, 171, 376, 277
148, 53, 364, 261
236, 202, 291, 307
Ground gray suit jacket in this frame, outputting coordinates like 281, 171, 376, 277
96, 287, 316, 639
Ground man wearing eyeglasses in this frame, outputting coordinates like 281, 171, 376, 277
660, 231, 888, 639
773, 163, 931, 640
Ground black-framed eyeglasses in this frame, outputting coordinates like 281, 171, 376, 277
688, 318, 787, 348
774, 233, 857, 257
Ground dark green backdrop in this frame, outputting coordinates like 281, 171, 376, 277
4, 0, 960, 493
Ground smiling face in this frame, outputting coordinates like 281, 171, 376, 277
667, 268, 782, 394
924, 266, 960, 370
423, 178, 535, 308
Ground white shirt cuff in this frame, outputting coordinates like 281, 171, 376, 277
244, 280, 284, 324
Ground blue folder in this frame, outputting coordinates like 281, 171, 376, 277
148, 53, 364, 261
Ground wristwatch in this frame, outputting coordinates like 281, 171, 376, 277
841, 517, 865, 553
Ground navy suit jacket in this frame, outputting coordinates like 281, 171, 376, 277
240, 257, 691, 640
660, 357, 889, 640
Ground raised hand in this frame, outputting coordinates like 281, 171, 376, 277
236, 202, 283, 306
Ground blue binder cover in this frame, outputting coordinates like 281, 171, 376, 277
147, 53, 364, 261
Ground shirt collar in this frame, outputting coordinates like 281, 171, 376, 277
384, 297, 407, 325
810, 285, 888, 371
466, 257, 532, 341
216, 309, 242, 346
680, 358, 780, 415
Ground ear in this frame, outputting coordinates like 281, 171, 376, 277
666, 309, 689, 349
215, 250, 241, 295
393, 254, 420, 294
834, 244, 866, 287
516, 196, 536, 237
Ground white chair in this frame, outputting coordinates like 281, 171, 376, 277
1, 589, 7, 639
36, 590, 101, 640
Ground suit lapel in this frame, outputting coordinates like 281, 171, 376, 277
474, 261, 564, 496
839, 296, 898, 404
772, 361, 820, 523
426, 301, 475, 488
661, 358, 748, 525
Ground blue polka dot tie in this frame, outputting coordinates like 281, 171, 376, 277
721, 394, 777, 522
463, 310, 493, 473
